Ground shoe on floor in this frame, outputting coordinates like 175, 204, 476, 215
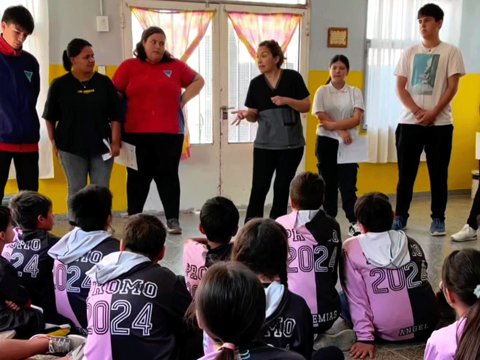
325, 317, 351, 335
392, 216, 407, 231
348, 223, 361, 237
430, 218, 446, 236
313, 328, 356, 352
451, 224, 477, 242
167, 218, 182, 235
30, 334, 86, 355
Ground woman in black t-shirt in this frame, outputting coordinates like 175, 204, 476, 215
232, 40, 310, 222
43, 38, 121, 223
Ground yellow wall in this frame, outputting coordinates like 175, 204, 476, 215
4, 65, 126, 214
306, 71, 480, 195
5, 65, 479, 214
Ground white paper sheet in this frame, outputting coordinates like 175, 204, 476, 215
338, 134, 369, 164
114, 141, 138, 170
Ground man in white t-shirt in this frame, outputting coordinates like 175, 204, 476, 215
393, 3, 465, 236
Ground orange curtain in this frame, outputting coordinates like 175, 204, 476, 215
131, 7, 215, 159
227, 11, 302, 61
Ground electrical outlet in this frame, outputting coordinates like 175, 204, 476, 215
96, 16, 109, 32
97, 65, 106, 75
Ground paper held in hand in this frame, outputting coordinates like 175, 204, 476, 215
115, 141, 138, 170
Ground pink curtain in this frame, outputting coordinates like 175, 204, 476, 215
131, 7, 215, 158
227, 11, 302, 61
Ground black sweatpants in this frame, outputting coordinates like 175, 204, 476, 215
316, 136, 358, 223
125, 133, 184, 219
0, 151, 39, 203
395, 124, 453, 221
245, 147, 304, 222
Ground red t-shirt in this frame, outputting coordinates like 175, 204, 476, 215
113, 58, 196, 134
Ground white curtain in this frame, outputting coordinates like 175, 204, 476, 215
365, 0, 463, 163
1, 0, 52, 178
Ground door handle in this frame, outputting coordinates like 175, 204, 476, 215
220, 106, 234, 120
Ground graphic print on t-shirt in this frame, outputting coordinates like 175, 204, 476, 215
411, 54, 440, 95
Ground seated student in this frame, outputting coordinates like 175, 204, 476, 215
48, 185, 119, 332
2, 191, 61, 323
183, 196, 239, 296
342, 192, 438, 359
84, 214, 192, 360
424, 249, 480, 360
195, 261, 305, 360
231, 218, 313, 359
276, 171, 353, 349
0, 206, 44, 338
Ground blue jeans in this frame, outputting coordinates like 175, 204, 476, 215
58, 151, 113, 220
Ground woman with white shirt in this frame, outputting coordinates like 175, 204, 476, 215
312, 55, 364, 237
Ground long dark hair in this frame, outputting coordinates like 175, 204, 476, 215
326, 54, 350, 84
134, 26, 173, 63
232, 218, 289, 286
196, 262, 266, 360
62, 38, 92, 71
442, 249, 480, 360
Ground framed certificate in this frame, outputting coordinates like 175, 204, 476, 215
328, 27, 348, 48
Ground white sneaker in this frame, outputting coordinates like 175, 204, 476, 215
451, 224, 477, 242
313, 328, 356, 351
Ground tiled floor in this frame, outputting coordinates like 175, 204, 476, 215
50, 192, 479, 360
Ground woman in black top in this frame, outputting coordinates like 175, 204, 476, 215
43, 38, 121, 223
233, 40, 310, 222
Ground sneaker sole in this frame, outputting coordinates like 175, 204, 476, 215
430, 231, 446, 236
451, 235, 477, 242
167, 228, 182, 235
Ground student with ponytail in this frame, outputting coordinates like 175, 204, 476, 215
43, 38, 121, 223
195, 261, 304, 360
424, 249, 480, 360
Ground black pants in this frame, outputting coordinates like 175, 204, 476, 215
395, 124, 453, 221
126, 133, 183, 219
245, 147, 304, 221
467, 185, 480, 229
0, 151, 39, 203
316, 136, 358, 223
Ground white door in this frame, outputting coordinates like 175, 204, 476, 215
121, 1, 309, 211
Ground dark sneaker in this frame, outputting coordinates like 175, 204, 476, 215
392, 216, 407, 231
430, 218, 446, 236
167, 218, 182, 235
348, 223, 361, 237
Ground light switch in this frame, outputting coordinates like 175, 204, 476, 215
96, 16, 109, 32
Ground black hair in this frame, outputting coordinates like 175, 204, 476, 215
10, 191, 52, 230
232, 218, 289, 286
71, 185, 112, 231
134, 26, 173, 63
418, 3, 444, 21
326, 54, 350, 84
442, 249, 480, 360
1, 5, 34, 34
200, 197, 239, 244
290, 171, 325, 210
195, 262, 266, 360
0, 206, 12, 233
354, 192, 393, 232
258, 40, 284, 68
62, 38, 92, 71
123, 214, 166, 260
